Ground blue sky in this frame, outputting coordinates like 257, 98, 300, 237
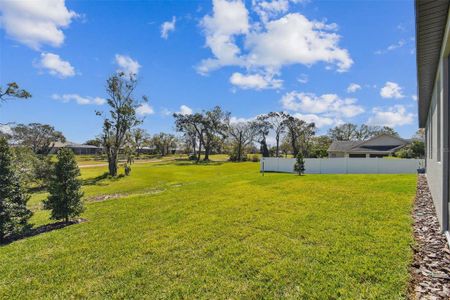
0, 0, 418, 143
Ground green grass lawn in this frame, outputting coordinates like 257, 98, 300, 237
0, 161, 416, 299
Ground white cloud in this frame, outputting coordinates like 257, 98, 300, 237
367, 105, 414, 127
412, 94, 418, 101
197, 0, 249, 74
229, 72, 282, 90
0, 0, 78, 50
293, 113, 335, 128
297, 73, 308, 84
281, 91, 364, 118
178, 105, 193, 115
161, 16, 176, 39
115, 54, 141, 76
136, 103, 154, 116
375, 39, 405, 55
230, 116, 255, 124
198, 1, 352, 80
52, 93, 106, 105
346, 83, 361, 93
380, 81, 404, 99
37, 52, 75, 78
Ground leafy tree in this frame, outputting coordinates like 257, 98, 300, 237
309, 136, 332, 158
150, 133, 177, 156
98, 73, 144, 176
0, 82, 31, 103
283, 115, 316, 156
228, 121, 258, 161
174, 106, 229, 161
294, 152, 305, 175
328, 123, 399, 141
265, 112, 287, 157
44, 148, 84, 223
395, 140, 425, 158
12, 123, 65, 155
0, 138, 32, 242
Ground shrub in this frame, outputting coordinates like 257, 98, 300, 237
44, 148, 84, 223
251, 154, 260, 162
124, 164, 131, 176
0, 138, 32, 242
294, 152, 305, 175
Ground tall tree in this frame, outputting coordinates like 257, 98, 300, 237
228, 121, 258, 161
329, 123, 399, 141
44, 148, 84, 223
12, 123, 65, 155
309, 136, 332, 158
253, 117, 272, 157
151, 133, 177, 156
265, 112, 286, 157
283, 115, 316, 156
98, 73, 144, 176
0, 82, 31, 104
174, 113, 206, 162
0, 138, 32, 242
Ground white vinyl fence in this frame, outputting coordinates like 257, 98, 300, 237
260, 157, 424, 174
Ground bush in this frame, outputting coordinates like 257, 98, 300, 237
250, 154, 260, 162
0, 138, 32, 242
44, 148, 84, 223
124, 164, 131, 176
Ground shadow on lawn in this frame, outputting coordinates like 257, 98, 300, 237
82, 172, 126, 186
0, 218, 87, 246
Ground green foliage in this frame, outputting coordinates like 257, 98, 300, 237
44, 148, 84, 223
294, 152, 305, 175
12, 123, 65, 155
328, 123, 399, 141
0, 82, 31, 103
395, 141, 425, 158
0, 162, 416, 298
0, 138, 32, 242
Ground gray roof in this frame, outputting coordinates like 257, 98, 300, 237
327, 134, 410, 153
53, 141, 100, 149
416, 0, 450, 127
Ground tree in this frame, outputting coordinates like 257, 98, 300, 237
283, 115, 316, 156
265, 112, 286, 157
174, 106, 229, 162
294, 152, 305, 175
253, 117, 272, 157
309, 136, 332, 158
98, 73, 144, 176
228, 121, 258, 161
130, 128, 149, 157
0, 82, 31, 104
328, 123, 399, 141
0, 138, 32, 242
84, 138, 102, 147
44, 148, 84, 223
12, 123, 65, 155
395, 140, 425, 158
150, 133, 177, 156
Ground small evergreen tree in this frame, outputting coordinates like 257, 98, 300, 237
0, 138, 32, 242
294, 152, 305, 176
44, 148, 84, 223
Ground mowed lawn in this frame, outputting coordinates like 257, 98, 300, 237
0, 161, 416, 299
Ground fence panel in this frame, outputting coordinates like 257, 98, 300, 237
260, 157, 423, 174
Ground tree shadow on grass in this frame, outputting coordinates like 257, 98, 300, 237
82, 172, 126, 186
0, 218, 87, 246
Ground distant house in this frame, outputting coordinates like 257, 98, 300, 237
51, 141, 102, 155
327, 134, 410, 158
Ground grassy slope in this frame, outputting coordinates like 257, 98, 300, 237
0, 161, 416, 299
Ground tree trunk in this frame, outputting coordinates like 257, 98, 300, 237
276, 136, 280, 157
260, 138, 270, 157
108, 149, 118, 176
204, 140, 210, 161
197, 139, 202, 162
237, 133, 242, 161
65, 216, 69, 224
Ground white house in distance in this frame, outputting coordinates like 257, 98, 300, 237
327, 134, 410, 158
416, 0, 450, 239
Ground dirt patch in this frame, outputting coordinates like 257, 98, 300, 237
409, 174, 450, 299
